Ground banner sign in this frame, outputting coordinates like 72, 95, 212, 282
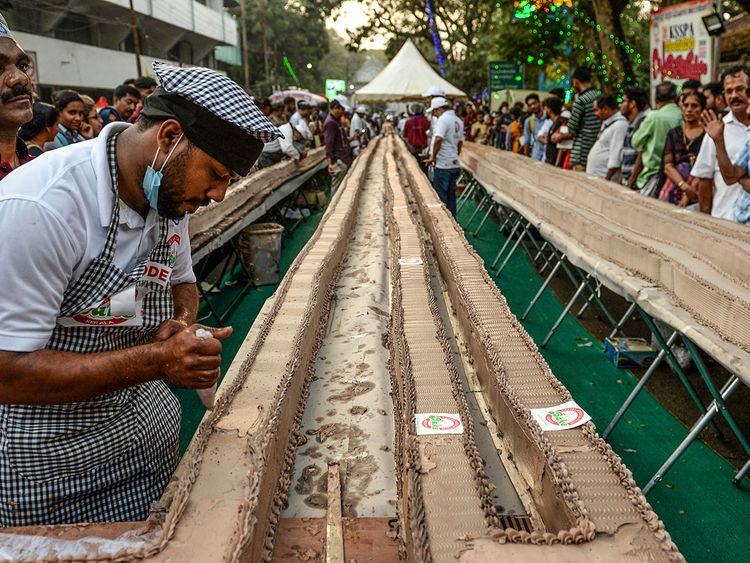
650, 0, 714, 99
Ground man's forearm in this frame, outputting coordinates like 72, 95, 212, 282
715, 138, 746, 184
606, 167, 621, 181
0, 345, 165, 404
697, 178, 713, 214
172, 282, 199, 325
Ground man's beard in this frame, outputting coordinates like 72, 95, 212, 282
156, 149, 209, 220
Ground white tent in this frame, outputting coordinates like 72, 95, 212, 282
355, 39, 466, 103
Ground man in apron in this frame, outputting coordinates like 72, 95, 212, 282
0, 62, 281, 526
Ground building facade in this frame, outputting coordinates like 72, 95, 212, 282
4, 0, 239, 98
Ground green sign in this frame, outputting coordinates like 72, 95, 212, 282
325, 79, 346, 101
488, 61, 524, 91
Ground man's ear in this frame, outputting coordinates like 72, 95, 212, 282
156, 119, 184, 153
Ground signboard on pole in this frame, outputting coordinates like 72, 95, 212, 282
650, 0, 714, 100
489, 61, 524, 92
325, 79, 346, 101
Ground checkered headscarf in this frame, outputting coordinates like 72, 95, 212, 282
152, 62, 281, 143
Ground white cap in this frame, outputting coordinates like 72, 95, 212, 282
334, 94, 351, 111
355, 104, 367, 114
422, 86, 446, 98
560, 110, 572, 119
428, 96, 449, 112
0, 13, 14, 39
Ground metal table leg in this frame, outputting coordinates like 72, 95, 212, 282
521, 253, 565, 321
643, 375, 743, 494
608, 302, 637, 339
540, 276, 589, 348
732, 459, 750, 486
490, 213, 522, 270
601, 331, 678, 440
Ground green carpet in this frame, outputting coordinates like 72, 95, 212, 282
173, 209, 325, 453
456, 199, 749, 562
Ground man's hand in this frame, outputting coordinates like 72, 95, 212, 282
156, 324, 233, 389
551, 132, 562, 144
153, 319, 190, 342
423, 157, 434, 167
300, 149, 309, 160
80, 122, 94, 140
701, 109, 725, 142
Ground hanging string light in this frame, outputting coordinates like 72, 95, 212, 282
425, 0, 447, 77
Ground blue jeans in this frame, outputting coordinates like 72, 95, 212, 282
432, 167, 460, 216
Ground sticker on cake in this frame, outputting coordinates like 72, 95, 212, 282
415, 413, 464, 435
530, 401, 591, 431
399, 258, 423, 266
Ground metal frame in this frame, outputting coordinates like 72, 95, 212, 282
459, 169, 750, 491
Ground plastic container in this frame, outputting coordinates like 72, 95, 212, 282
238, 222, 284, 286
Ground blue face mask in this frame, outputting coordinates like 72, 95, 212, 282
142, 133, 184, 211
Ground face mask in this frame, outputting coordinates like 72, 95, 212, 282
142, 133, 184, 211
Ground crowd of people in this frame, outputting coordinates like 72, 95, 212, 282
400, 66, 750, 226
252, 94, 381, 191
12, 75, 385, 199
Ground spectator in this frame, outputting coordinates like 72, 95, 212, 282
0, 19, 34, 179
133, 76, 157, 99
257, 122, 306, 169
659, 91, 706, 205
680, 78, 702, 98
548, 87, 566, 102
619, 87, 650, 189
127, 76, 157, 124
257, 97, 272, 117
283, 96, 296, 121
553, 66, 600, 171
463, 102, 477, 141
349, 104, 368, 155
691, 65, 750, 220
631, 81, 682, 196
492, 105, 513, 150
111, 84, 141, 121
703, 97, 750, 225
318, 101, 329, 123
404, 104, 430, 155
506, 106, 524, 153
46, 90, 86, 149
424, 96, 464, 216
323, 99, 352, 193
539, 96, 564, 165
290, 100, 313, 142
586, 93, 628, 181
556, 110, 574, 168
702, 82, 727, 115
269, 102, 285, 126
20, 102, 57, 158
472, 113, 489, 145
523, 93, 547, 160
79, 94, 103, 139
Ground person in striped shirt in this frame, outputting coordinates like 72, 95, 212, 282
552, 67, 600, 171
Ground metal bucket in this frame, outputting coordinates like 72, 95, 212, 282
238, 222, 284, 286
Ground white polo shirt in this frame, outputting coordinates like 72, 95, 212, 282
0, 123, 194, 352
433, 109, 465, 170
691, 111, 750, 221
585, 111, 629, 179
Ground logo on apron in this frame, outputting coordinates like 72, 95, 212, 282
60, 284, 142, 327
167, 233, 181, 268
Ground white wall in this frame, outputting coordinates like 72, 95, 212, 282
17, 32, 169, 90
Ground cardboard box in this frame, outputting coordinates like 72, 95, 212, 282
604, 337, 658, 368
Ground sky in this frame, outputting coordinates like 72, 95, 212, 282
326, 1, 388, 50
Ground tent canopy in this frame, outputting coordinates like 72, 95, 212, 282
270, 89, 327, 106
355, 39, 466, 103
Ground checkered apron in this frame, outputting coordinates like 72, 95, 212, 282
0, 134, 181, 526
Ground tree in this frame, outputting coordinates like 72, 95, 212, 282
341, 0, 501, 94
232, 0, 331, 96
